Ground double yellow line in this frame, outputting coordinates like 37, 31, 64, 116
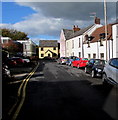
8, 62, 39, 120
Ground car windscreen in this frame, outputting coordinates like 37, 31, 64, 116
94, 60, 105, 65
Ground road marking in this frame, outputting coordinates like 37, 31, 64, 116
8, 62, 39, 120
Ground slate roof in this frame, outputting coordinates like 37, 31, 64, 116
39, 40, 58, 47
63, 29, 73, 40
63, 24, 94, 40
90, 24, 112, 43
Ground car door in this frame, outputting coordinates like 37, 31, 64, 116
74, 58, 80, 67
109, 58, 118, 83
86, 59, 94, 73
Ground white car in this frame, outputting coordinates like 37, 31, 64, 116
102, 58, 118, 85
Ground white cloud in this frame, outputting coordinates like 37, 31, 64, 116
1, 2, 116, 44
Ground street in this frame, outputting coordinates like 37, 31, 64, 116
3, 60, 118, 120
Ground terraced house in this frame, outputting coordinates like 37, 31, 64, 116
60, 17, 118, 60
39, 40, 59, 59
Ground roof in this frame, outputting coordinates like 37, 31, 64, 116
63, 24, 94, 40
39, 40, 58, 47
90, 24, 112, 43
63, 29, 73, 40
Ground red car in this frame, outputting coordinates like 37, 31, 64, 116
72, 58, 88, 68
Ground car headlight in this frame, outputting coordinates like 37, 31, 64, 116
97, 69, 102, 72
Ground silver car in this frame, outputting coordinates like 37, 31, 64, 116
102, 58, 118, 85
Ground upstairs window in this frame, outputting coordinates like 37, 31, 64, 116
117, 26, 118, 36
41, 47, 43, 51
53, 47, 56, 50
72, 40, 74, 48
78, 38, 81, 48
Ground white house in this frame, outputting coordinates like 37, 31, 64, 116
112, 22, 118, 58
0, 36, 12, 44
17, 39, 36, 57
84, 22, 118, 60
60, 17, 118, 60
64, 17, 102, 58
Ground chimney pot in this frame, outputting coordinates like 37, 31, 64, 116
95, 17, 100, 24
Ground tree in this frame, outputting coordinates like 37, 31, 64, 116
2, 40, 23, 54
1, 28, 29, 40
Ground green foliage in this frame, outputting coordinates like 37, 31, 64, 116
1, 28, 29, 40
2, 41, 23, 54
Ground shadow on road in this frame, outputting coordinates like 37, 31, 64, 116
17, 61, 117, 120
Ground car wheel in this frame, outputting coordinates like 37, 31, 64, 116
91, 70, 95, 78
85, 67, 87, 73
102, 73, 108, 85
77, 64, 80, 69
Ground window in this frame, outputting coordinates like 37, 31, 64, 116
109, 58, 118, 68
100, 53, 104, 59
93, 54, 96, 58
87, 41, 90, 47
41, 54, 44, 57
72, 52, 74, 56
72, 40, 74, 48
116, 26, 118, 36
100, 39, 103, 46
26, 45, 30, 50
85, 35, 88, 41
78, 52, 81, 57
88, 54, 91, 59
89, 59, 94, 64
78, 38, 81, 47
41, 47, 43, 51
53, 47, 56, 50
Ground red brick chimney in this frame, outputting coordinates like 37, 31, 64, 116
94, 17, 100, 24
73, 25, 80, 32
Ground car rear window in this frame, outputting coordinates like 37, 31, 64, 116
82, 58, 88, 60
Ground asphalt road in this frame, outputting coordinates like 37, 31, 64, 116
7, 61, 118, 120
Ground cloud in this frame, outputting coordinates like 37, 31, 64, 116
1, 2, 116, 44
15, 2, 116, 21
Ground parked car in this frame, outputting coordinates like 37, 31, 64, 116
21, 57, 30, 63
72, 58, 88, 68
102, 58, 118, 85
7, 58, 17, 67
8, 57, 25, 67
66, 56, 77, 66
2, 63, 12, 78
85, 59, 106, 78
57, 57, 68, 64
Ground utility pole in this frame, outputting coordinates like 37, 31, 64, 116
104, 0, 108, 61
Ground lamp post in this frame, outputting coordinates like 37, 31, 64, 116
104, 0, 108, 61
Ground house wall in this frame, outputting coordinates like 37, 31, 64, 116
84, 39, 113, 60
65, 24, 103, 58
39, 47, 58, 59
17, 39, 36, 56
112, 24, 118, 58
60, 30, 66, 57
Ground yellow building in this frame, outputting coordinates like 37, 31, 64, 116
39, 40, 59, 59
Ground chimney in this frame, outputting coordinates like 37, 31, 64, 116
73, 25, 80, 32
94, 17, 100, 24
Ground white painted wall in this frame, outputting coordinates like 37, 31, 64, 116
60, 30, 66, 57
112, 24, 118, 58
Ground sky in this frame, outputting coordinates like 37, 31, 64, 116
0, 1, 117, 45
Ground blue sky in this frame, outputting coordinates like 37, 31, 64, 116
1, 2, 116, 45
2, 2, 36, 24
